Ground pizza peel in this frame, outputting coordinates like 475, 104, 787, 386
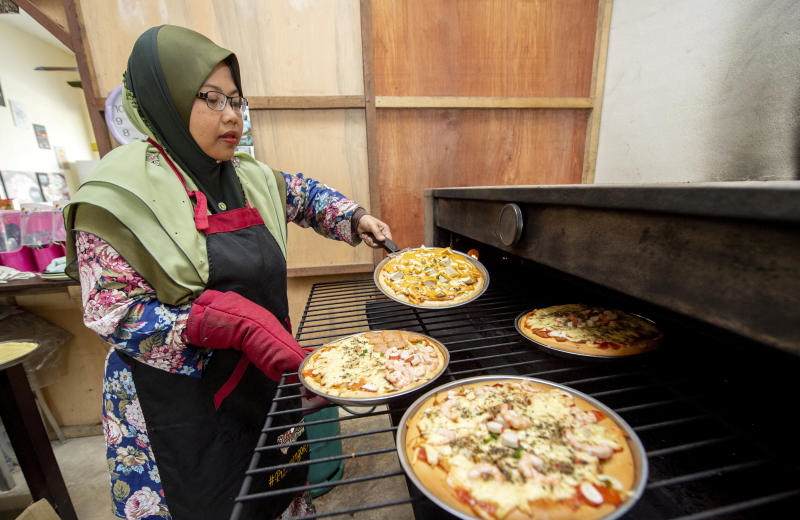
363, 231, 400, 253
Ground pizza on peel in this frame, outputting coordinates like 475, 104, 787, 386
377, 247, 485, 307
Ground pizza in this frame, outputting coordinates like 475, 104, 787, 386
377, 247, 486, 307
517, 304, 662, 357
404, 379, 639, 520
301, 330, 447, 399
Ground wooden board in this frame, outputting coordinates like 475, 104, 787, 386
13, 290, 107, 427
79, 0, 364, 98
377, 108, 587, 247
252, 108, 373, 270
371, 0, 598, 97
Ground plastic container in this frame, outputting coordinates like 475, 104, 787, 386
52, 200, 69, 242
0, 246, 37, 272
0, 210, 22, 254
32, 243, 66, 272
20, 203, 56, 248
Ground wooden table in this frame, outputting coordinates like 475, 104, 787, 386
0, 278, 79, 520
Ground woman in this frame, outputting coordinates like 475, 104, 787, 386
63, 25, 391, 519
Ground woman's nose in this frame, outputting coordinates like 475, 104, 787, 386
221, 103, 241, 122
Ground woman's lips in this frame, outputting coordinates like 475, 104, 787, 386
220, 132, 240, 144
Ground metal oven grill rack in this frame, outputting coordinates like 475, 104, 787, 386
232, 277, 800, 519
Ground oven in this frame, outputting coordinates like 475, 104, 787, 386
232, 182, 800, 519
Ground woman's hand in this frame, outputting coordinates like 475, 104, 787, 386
356, 214, 393, 248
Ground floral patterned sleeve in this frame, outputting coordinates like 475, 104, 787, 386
282, 172, 362, 245
75, 231, 208, 377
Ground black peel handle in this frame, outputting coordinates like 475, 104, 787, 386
365, 232, 399, 253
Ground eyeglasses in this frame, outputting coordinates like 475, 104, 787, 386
196, 91, 248, 113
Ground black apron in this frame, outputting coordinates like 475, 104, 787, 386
122, 141, 307, 519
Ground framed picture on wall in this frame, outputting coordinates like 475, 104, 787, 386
54, 146, 68, 168
0, 170, 45, 203
33, 124, 51, 149
36, 172, 70, 202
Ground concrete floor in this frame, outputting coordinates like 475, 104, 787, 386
0, 406, 414, 520
0, 435, 111, 520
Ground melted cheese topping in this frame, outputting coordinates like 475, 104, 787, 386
378, 247, 484, 306
522, 304, 660, 347
302, 330, 445, 397
408, 381, 633, 519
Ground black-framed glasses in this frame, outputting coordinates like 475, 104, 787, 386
196, 91, 248, 113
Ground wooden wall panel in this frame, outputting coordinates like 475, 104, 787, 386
371, 0, 599, 97
252, 108, 373, 271
377, 108, 588, 247
79, 0, 363, 98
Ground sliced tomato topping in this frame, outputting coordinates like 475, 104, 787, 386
591, 409, 606, 422
416, 447, 428, 463
596, 483, 625, 506
455, 488, 497, 519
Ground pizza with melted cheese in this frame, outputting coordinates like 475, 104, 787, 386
517, 304, 662, 357
404, 379, 640, 520
377, 247, 486, 307
301, 330, 447, 399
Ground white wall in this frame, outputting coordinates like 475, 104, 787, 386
0, 15, 97, 183
595, 0, 800, 183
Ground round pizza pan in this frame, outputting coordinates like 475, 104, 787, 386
298, 330, 450, 407
396, 375, 649, 520
373, 246, 490, 310
514, 308, 663, 362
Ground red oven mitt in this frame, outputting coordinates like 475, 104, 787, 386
184, 290, 307, 382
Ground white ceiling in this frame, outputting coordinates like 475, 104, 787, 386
0, 8, 73, 54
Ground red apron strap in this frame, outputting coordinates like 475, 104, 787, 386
213, 355, 251, 410
146, 138, 209, 231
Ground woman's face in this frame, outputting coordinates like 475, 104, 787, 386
189, 62, 242, 161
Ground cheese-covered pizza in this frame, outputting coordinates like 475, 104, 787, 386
404, 379, 640, 520
518, 304, 662, 357
377, 247, 486, 307
301, 330, 447, 399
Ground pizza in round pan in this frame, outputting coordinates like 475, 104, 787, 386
376, 247, 487, 308
517, 304, 663, 358
300, 330, 448, 402
401, 377, 645, 520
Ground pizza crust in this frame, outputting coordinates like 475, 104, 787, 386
403, 380, 639, 520
517, 305, 662, 358
376, 247, 486, 308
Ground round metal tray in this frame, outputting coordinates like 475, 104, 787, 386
298, 330, 450, 406
373, 246, 490, 310
396, 375, 649, 520
514, 307, 663, 362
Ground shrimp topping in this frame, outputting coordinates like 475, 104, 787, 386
500, 403, 532, 430
468, 463, 504, 482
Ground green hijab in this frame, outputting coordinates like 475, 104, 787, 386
64, 25, 288, 305
125, 24, 245, 212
